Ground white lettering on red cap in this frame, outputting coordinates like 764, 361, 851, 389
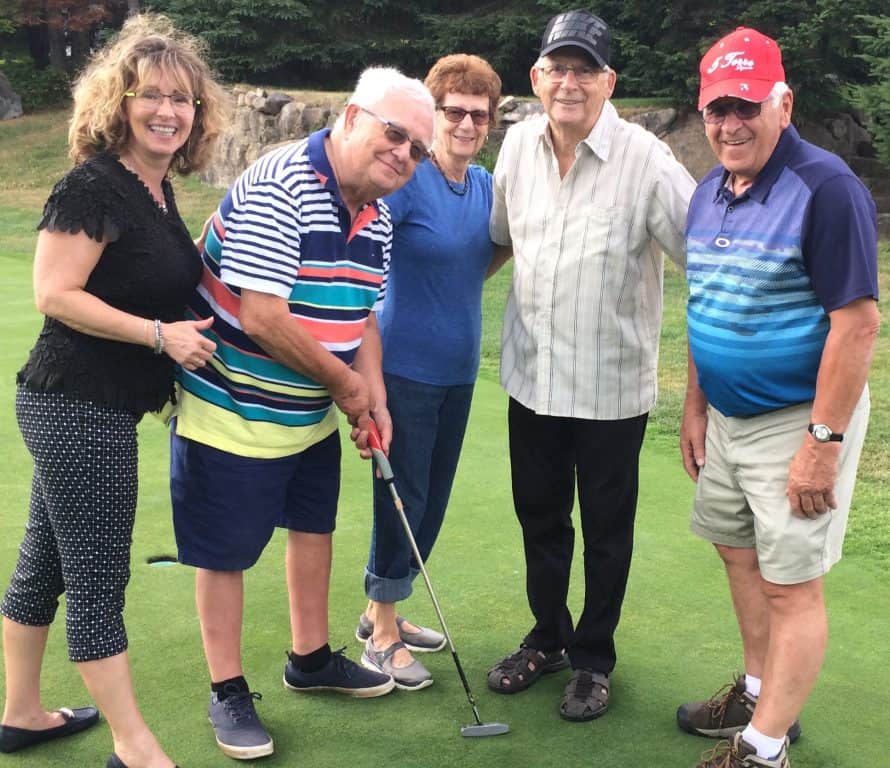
706, 51, 756, 75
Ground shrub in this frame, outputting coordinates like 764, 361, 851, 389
845, 16, 890, 167
0, 58, 70, 112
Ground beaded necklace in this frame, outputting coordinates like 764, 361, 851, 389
431, 152, 470, 197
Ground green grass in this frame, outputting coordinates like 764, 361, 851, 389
2, 109, 889, 768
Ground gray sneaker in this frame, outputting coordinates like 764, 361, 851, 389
362, 639, 433, 691
356, 613, 446, 652
208, 684, 273, 760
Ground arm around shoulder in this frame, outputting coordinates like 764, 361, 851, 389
647, 144, 697, 270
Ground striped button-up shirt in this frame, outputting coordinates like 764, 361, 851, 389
490, 101, 695, 420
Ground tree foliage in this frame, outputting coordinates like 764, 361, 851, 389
846, 15, 890, 166
141, 0, 888, 120
4, 0, 889, 141
1, 0, 120, 72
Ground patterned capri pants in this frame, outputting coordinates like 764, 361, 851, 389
1, 386, 139, 662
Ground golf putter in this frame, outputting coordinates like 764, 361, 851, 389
366, 420, 509, 738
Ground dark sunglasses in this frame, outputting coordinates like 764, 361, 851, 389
360, 107, 429, 163
702, 99, 763, 125
438, 105, 491, 126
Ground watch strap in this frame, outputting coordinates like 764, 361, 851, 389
808, 423, 844, 442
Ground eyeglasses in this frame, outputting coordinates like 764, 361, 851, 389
536, 63, 602, 84
124, 89, 200, 111
437, 105, 491, 126
702, 99, 763, 125
360, 107, 429, 163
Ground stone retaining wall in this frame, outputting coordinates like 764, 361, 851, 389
200, 85, 888, 238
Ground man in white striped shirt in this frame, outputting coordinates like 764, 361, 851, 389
486, 9, 695, 722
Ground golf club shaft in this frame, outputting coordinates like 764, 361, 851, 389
383, 481, 484, 726
365, 423, 483, 726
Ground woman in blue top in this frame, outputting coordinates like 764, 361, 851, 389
357, 54, 503, 689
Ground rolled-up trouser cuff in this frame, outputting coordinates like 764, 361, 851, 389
364, 567, 416, 603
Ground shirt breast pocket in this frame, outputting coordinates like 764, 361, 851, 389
579, 206, 630, 263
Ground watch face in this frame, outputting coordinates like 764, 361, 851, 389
812, 424, 831, 442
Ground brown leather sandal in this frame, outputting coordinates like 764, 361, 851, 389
559, 669, 610, 721
486, 645, 569, 694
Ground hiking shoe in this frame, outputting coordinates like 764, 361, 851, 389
208, 684, 273, 760
362, 638, 433, 691
677, 676, 801, 743
283, 647, 395, 697
695, 732, 790, 767
356, 613, 447, 652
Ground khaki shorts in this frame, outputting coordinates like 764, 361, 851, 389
691, 385, 870, 585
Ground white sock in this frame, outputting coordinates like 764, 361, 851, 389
741, 723, 785, 760
744, 673, 762, 698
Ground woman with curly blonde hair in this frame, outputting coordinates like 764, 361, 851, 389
0, 13, 227, 768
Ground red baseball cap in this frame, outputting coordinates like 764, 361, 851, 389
698, 27, 785, 110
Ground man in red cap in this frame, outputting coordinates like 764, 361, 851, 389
677, 27, 879, 768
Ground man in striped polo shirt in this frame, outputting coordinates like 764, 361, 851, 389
169, 68, 434, 761
486, 9, 695, 722
677, 28, 879, 768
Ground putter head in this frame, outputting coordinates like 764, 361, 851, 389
460, 722, 510, 737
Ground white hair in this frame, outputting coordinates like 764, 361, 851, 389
347, 66, 434, 113
768, 81, 790, 104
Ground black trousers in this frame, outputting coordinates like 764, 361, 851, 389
508, 397, 648, 673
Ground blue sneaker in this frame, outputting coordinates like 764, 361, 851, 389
208, 684, 273, 760
283, 647, 394, 698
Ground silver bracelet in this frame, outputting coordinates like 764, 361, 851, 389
153, 319, 165, 355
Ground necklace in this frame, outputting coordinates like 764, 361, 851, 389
431, 152, 470, 197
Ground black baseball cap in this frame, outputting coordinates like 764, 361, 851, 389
539, 9, 610, 68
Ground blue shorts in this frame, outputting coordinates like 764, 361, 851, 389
170, 430, 341, 571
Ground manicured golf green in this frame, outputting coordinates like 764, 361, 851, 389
1, 110, 888, 767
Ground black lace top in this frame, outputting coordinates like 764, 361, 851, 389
17, 152, 203, 413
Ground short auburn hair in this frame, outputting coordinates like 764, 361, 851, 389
424, 54, 502, 124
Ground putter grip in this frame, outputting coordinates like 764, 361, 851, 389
367, 420, 394, 481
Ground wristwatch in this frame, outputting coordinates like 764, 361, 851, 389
808, 423, 844, 443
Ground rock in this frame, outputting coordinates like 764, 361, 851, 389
259, 92, 292, 116
0, 71, 23, 121
301, 106, 328, 133
278, 101, 306, 138
798, 113, 874, 161
500, 101, 543, 123
498, 95, 518, 114
628, 108, 677, 137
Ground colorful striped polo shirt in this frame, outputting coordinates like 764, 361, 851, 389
686, 125, 878, 417
176, 129, 391, 458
